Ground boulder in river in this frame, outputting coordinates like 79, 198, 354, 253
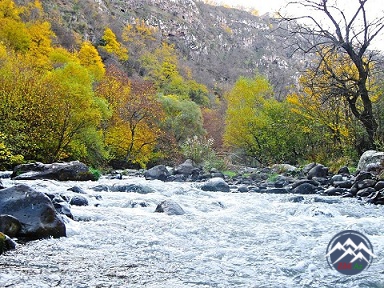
201, 177, 230, 192
0, 184, 66, 239
12, 161, 98, 181
155, 200, 185, 215
144, 165, 170, 181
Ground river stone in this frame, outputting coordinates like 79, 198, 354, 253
69, 195, 89, 206
0, 184, 66, 239
12, 161, 97, 181
144, 165, 170, 181
201, 177, 230, 192
288, 196, 305, 203
155, 200, 185, 215
358, 150, 384, 172
307, 164, 328, 179
292, 183, 318, 194
356, 187, 376, 197
323, 187, 348, 196
110, 183, 154, 194
0, 232, 16, 254
174, 159, 196, 176
68, 186, 87, 194
0, 179, 3, 190
374, 181, 384, 191
0, 215, 21, 237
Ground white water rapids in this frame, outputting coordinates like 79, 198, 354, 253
0, 176, 383, 287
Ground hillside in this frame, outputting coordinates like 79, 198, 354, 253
32, 0, 303, 98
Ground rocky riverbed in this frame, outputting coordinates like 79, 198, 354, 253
0, 151, 384, 287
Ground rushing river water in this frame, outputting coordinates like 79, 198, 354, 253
0, 176, 383, 288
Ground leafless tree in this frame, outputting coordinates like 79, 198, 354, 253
279, 0, 384, 150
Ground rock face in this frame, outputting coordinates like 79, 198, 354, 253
155, 200, 185, 215
357, 150, 384, 172
0, 185, 66, 239
12, 161, 97, 181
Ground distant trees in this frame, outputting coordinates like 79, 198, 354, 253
224, 75, 304, 165
279, 0, 384, 151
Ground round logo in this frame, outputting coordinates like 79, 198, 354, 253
326, 230, 376, 275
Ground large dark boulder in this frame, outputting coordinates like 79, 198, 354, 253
155, 200, 185, 215
307, 164, 328, 179
144, 165, 170, 181
12, 161, 97, 181
292, 183, 319, 194
0, 185, 66, 239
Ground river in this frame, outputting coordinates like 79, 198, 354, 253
0, 176, 383, 287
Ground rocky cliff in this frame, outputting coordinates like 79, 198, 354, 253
31, 0, 304, 96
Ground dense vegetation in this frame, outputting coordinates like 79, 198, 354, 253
0, 0, 383, 171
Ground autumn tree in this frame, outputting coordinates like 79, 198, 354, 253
279, 0, 384, 150
224, 75, 307, 165
99, 27, 128, 61
96, 66, 165, 168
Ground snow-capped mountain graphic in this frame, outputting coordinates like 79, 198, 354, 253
350, 252, 370, 264
327, 238, 377, 264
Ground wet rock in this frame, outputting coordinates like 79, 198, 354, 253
129, 201, 149, 208
201, 177, 230, 192
374, 181, 384, 191
332, 180, 353, 189
53, 201, 73, 219
155, 200, 185, 215
67, 186, 87, 194
288, 196, 305, 203
356, 179, 377, 190
144, 165, 170, 181
0, 179, 3, 189
292, 183, 319, 194
92, 184, 110, 192
313, 197, 341, 204
0, 215, 21, 237
12, 161, 97, 181
0, 184, 66, 239
237, 185, 249, 193
69, 195, 89, 206
307, 164, 328, 179
0, 232, 16, 254
110, 183, 154, 194
323, 187, 348, 196
356, 187, 376, 197
337, 166, 350, 175
291, 179, 320, 189
174, 159, 196, 176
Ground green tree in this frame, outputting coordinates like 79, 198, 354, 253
159, 94, 205, 144
224, 75, 294, 165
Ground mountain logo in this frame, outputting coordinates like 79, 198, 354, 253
326, 230, 376, 275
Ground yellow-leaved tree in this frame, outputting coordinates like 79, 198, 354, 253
78, 41, 105, 80
99, 27, 128, 61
